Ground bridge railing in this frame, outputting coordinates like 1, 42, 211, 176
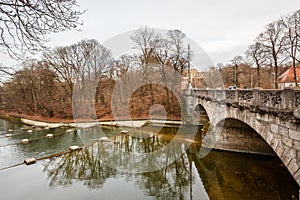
192, 88, 300, 119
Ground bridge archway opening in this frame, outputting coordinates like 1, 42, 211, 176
214, 118, 276, 156
194, 104, 210, 125
211, 118, 300, 192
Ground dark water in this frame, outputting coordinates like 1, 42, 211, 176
0, 119, 298, 200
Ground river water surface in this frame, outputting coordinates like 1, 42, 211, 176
0, 119, 298, 200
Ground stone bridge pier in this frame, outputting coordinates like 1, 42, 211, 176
184, 88, 300, 186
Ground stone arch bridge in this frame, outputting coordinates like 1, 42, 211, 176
184, 88, 300, 186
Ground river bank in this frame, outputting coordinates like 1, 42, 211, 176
0, 112, 278, 158
0, 112, 183, 128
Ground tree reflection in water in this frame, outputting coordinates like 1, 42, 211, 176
42, 125, 298, 199
43, 147, 117, 189
43, 126, 202, 199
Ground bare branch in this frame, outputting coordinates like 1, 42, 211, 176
0, 0, 83, 58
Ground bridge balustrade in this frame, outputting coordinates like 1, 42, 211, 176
191, 88, 300, 120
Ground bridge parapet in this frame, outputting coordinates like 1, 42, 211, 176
193, 88, 300, 121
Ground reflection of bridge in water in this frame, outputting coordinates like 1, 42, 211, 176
185, 88, 300, 186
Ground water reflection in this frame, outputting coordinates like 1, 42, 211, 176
98, 126, 200, 173
42, 126, 298, 200
44, 148, 117, 189
0, 119, 120, 169
198, 151, 299, 200
0, 119, 298, 199
44, 127, 206, 199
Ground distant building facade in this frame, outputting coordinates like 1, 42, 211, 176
278, 66, 300, 89
181, 69, 207, 89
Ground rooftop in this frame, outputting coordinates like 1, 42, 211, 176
278, 66, 300, 83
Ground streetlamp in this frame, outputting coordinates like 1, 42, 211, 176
234, 64, 237, 87
272, 72, 275, 89
187, 44, 193, 90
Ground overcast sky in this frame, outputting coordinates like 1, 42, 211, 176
2, 0, 300, 67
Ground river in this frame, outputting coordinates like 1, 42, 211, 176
0, 119, 298, 199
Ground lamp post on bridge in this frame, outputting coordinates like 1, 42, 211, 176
234, 64, 237, 87
185, 44, 194, 119
187, 44, 193, 90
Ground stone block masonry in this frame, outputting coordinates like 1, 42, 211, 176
187, 88, 300, 186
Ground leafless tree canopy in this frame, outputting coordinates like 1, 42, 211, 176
245, 9, 300, 88
0, 0, 83, 58
2, 7, 300, 120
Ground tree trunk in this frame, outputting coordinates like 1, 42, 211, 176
255, 59, 261, 88
293, 58, 298, 87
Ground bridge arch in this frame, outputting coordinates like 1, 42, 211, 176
213, 118, 275, 155
194, 104, 210, 124
193, 95, 300, 186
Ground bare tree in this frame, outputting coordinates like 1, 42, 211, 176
130, 27, 161, 102
1, 59, 59, 116
230, 55, 244, 87
167, 29, 188, 74
114, 55, 137, 95
0, 64, 15, 84
155, 38, 172, 93
44, 39, 112, 116
166, 29, 189, 115
44, 39, 112, 104
245, 41, 266, 87
282, 10, 300, 87
43, 46, 76, 100
259, 20, 286, 88
0, 0, 83, 58
130, 26, 160, 66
